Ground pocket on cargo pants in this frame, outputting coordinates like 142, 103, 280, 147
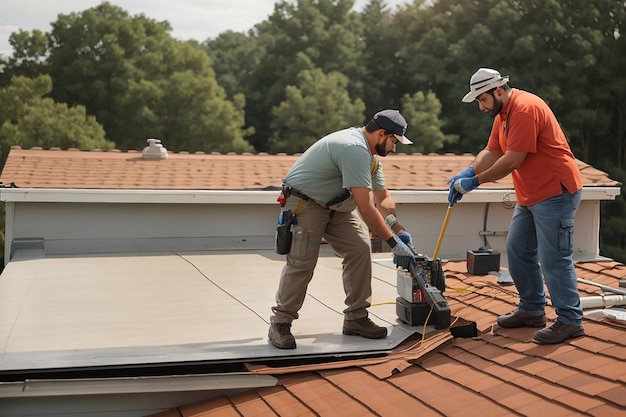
558, 218, 574, 251
290, 225, 310, 258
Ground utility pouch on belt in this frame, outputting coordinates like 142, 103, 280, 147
325, 189, 356, 212
275, 209, 297, 255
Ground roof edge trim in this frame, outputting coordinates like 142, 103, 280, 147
0, 186, 619, 204
0, 373, 277, 398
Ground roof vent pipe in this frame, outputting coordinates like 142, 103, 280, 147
581, 295, 626, 309
142, 138, 168, 159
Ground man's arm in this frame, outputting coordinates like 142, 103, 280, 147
472, 147, 501, 174
351, 187, 394, 240
352, 186, 415, 257
372, 188, 408, 235
475, 148, 526, 184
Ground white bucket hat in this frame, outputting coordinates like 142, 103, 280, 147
462, 68, 509, 103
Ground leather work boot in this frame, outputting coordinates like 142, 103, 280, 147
268, 322, 296, 349
342, 317, 387, 339
497, 309, 547, 328
533, 321, 585, 344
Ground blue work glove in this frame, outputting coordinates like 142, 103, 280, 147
397, 231, 413, 248
388, 235, 415, 269
453, 176, 479, 194
388, 235, 413, 257
395, 231, 415, 269
447, 186, 463, 206
446, 166, 475, 186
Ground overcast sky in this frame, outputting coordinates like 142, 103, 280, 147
0, 0, 410, 58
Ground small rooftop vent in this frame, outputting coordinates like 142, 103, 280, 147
142, 138, 168, 159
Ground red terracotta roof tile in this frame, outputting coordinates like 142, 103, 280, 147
180, 396, 240, 416
259, 386, 314, 416
558, 373, 622, 396
535, 365, 581, 383
553, 391, 606, 413
598, 345, 626, 361
509, 397, 577, 417
322, 369, 435, 417
549, 348, 599, 367
229, 391, 275, 416
507, 374, 543, 390
593, 362, 626, 383
597, 385, 626, 407
588, 404, 626, 417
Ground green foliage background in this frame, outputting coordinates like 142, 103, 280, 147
0, 0, 625, 264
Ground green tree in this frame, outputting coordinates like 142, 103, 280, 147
244, 0, 366, 151
0, 29, 49, 85
121, 38, 253, 153
357, 0, 398, 117
44, 2, 163, 147
0, 75, 113, 165
579, 0, 626, 170
393, 0, 498, 154
43, 2, 251, 152
268, 67, 365, 154
498, 0, 615, 164
400, 90, 458, 154
202, 30, 261, 103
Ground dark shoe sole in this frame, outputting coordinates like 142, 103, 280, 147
533, 329, 585, 344
268, 328, 296, 349
342, 328, 387, 339
497, 317, 547, 328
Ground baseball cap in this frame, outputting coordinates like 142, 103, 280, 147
462, 68, 510, 103
372, 109, 413, 145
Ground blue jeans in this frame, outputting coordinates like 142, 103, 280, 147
506, 188, 583, 326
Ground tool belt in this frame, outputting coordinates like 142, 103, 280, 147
282, 184, 310, 201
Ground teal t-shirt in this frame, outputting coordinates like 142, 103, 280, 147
283, 127, 385, 206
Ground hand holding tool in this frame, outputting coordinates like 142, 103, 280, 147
388, 235, 414, 258
453, 176, 479, 194
448, 186, 463, 205
397, 231, 413, 248
446, 165, 475, 185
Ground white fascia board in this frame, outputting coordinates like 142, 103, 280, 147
0, 186, 620, 205
392, 186, 621, 203
0, 189, 279, 204
580, 186, 622, 201
390, 189, 518, 204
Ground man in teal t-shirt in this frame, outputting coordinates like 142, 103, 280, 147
269, 109, 416, 349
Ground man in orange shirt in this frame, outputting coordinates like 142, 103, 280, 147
448, 68, 584, 344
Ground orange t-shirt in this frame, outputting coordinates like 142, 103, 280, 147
487, 89, 582, 206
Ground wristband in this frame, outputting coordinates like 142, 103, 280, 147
386, 236, 398, 248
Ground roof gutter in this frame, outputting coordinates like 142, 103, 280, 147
0, 186, 620, 204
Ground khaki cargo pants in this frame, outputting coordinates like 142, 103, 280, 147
270, 196, 373, 324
